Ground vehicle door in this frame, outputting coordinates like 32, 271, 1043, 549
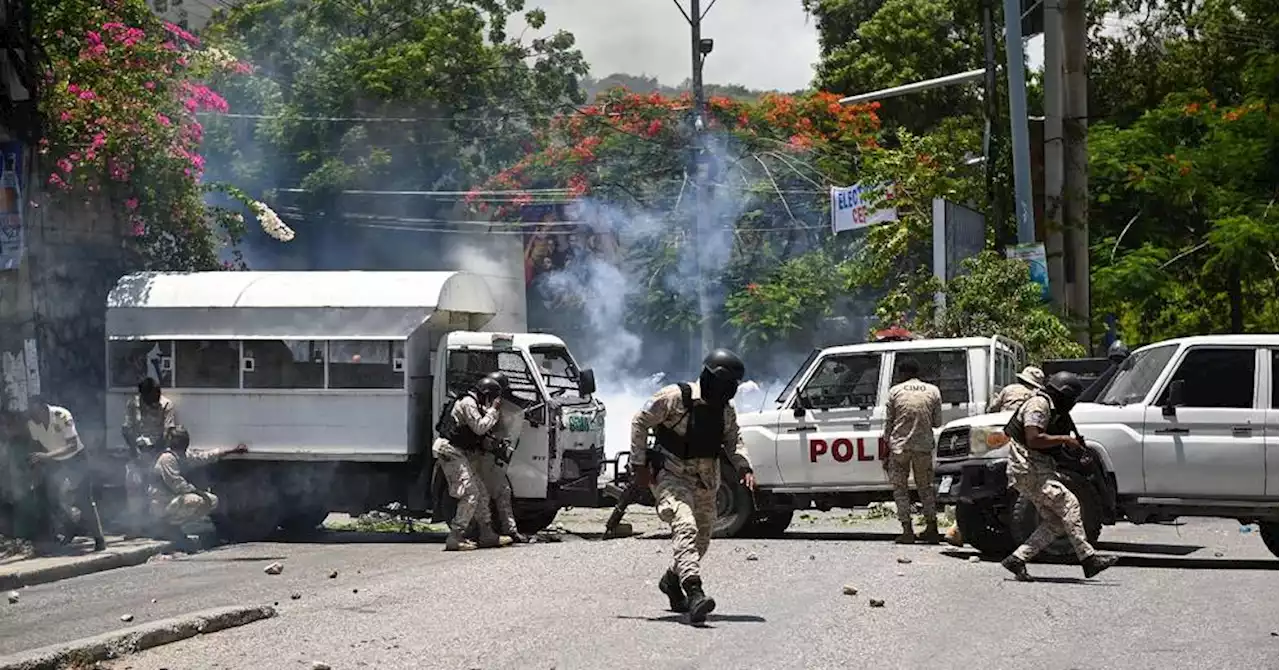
774, 351, 886, 488
988, 337, 1023, 412
1265, 347, 1278, 498
1141, 345, 1267, 498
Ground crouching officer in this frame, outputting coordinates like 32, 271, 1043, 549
1001, 371, 1117, 581
631, 349, 755, 624
149, 426, 245, 550
432, 376, 513, 552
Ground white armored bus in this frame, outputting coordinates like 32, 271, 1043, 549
104, 271, 606, 540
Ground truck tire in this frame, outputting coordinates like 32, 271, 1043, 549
278, 506, 330, 537
1260, 522, 1279, 557
955, 501, 1015, 557
713, 466, 755, 538
208, 468, 282, 543
744, 510, 794, 538
1009, 471, 1102, 558
514, 506, 560, 536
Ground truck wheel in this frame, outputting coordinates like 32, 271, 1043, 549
744, 510, 794, 538
1009, 471, 1102, 558
713, 467, 755, 538
278, 506, 330, 537
208, 468, 283, 543
1260, 522, 1279, 557
955, 501, 1015, 557
514, 505, 560, 536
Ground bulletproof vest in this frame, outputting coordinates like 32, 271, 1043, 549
653, 383, 725, 460
436, 394, 485, 451
1003, 391, 1067, 444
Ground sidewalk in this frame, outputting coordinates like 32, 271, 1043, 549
0, 535, 172, 591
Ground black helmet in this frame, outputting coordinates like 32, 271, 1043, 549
485, 371, 510, 392
1107, 339, 1130, 363
702, 348, 745, 383
474, 376, 503, 401
1044, 371, 1084, 408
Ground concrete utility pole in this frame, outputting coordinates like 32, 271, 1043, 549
676, 0, 716, 355
1062, 0, 1091, 349
1002, 0, 1036, 245
1042, 0, 1067, 307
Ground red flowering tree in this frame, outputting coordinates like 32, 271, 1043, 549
469, 88, 882, 353
36, 0, 283, 271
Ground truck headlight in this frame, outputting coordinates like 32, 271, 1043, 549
970, 426, 1010, 457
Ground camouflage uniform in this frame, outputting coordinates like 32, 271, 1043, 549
470, 400, 522, 537
27, 406, 102, 546
883, 378, 943, 525
1007, 394, 1096, 562
149, 448, 223, 526
990, 383, 1036, 412
630, 381, 752, 583
122, 395, 177, 533
433, 394, 499, 535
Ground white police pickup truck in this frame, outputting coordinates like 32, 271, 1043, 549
934, 334, 1280, 557
713, 335, 1026, 537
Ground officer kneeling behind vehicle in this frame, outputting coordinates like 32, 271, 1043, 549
1000, 372, 1118, 581
149, 426, 246, 551
631, 349, 756, 625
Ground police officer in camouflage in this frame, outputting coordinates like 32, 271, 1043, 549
1001, 371, 1118, 580
631, 349, 755, 624
432, 376, 513, 552
472, 371, 528, 543
883, 358, 943, 544
990, 366, 1045, 412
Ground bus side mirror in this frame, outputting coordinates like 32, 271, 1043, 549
578, 368, 597, 396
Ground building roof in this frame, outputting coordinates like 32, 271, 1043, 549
106, 271, 498, 339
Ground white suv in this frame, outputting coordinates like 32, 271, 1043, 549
934, 334, 1279, 557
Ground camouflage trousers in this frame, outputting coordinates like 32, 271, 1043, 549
654, 466, 717, 583
471, 451, 518, 535
433, 439, 490, 530
152, 492, 219, 527
1011, 476, 1096, 562
886, 450, 936, 524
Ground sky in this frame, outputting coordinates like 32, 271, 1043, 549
524, 0, 1046, 93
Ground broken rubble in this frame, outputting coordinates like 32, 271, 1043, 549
842, 585, 858, 596
968, 556, 982, 563
745, 553, 759, 561
120, 613, 134, 622
290, 592, 302, 600
869, 599, 885, 608
896, 557, 912, 564
312, 662, 332, 670
264, 562, 284, 575
7, 591, 19, 604
329, 570, 339, 579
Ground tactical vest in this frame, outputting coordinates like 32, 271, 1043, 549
653, 383, 725, 460
1003, 391, 1071, 444
436, 394, 485, 451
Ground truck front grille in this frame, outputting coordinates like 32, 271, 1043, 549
936, 427, 971, 459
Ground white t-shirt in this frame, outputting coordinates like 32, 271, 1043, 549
27, 405, 85, 461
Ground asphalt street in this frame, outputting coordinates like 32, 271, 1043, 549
1, 511, 1275, 670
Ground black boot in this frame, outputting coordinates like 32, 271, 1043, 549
681, 576, 716, 624
1001, 555, 1032, 581
658, 569, 688, 613
1082, 554, 1118, 579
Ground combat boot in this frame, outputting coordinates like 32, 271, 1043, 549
1081, 554, 1119, 579
476, 529, 514, 549
894, 523, 916, 544
658, 569, 688, 613
681, 576, 716, 624
919, 519, 943, 544
1001, 555, 1032, 581
444, 528, 477, 552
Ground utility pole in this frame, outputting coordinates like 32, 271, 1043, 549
1043, 0, 1067, 307
1062, 0, 1091, 349
981, 0, 1001, 243
676, 0, 716, 356
1001, 0, 1035, 245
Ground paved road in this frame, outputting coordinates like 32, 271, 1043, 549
1, 512, 1275, 670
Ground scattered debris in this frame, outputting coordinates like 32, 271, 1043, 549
120, 614, 134, 622
6, 591, 19, 604
264, 562, 284, 575
842, 585, 858, 596
809, 555, 816, 561
896, 557, 912, 564
554, 523, 568, 533
895, 572, 905, 577
1270, 632, 1277, 637
147, 553, 175, 564
311, 662, 332, 670
151, 598, 158, 603
869, 599, 885, 608
745, 553, 759, 561
352, 589, 359, 594
968, 556, 982, 564
1213, 551, 1224, 558
329, 570, 339, 579
290, 593, 302, 600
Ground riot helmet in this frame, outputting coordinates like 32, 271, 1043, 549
1044, 371, 1085, 412
700, 348, 746, 405
473, 376, 503, 404
485, 371, 510, 393
1107, 339, 1130, 364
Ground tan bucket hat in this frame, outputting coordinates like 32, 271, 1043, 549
1016, 366, 1045, 389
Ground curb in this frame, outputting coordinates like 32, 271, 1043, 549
0, 543, 174, 591
0, 604, 277, 670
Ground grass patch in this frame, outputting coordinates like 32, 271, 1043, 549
324, 516, 448, 534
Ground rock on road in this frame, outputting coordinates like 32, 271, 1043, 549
1, 513, 1274, 670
